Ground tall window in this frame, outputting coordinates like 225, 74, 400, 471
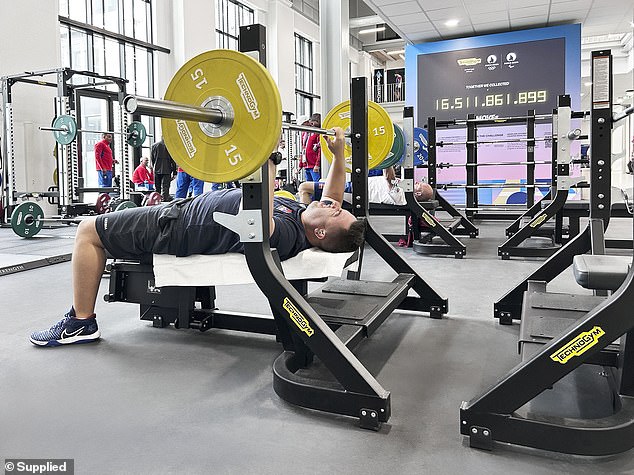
59, 0, 159, 187
215, 0, 255, 50
58, 0, 155, 96
295, 34, 314, 120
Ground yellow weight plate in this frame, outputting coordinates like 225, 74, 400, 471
162, 50, 282, 183
274, 190, 296, 201
320, 100, 394, 172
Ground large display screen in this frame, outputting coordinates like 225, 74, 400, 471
417, 38, 566, 122
404, 26, 581, 206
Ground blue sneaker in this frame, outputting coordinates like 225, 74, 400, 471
30, 309, 100, 347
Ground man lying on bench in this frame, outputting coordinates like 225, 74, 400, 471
30, 127, 365, 347
297, 166, 433, 205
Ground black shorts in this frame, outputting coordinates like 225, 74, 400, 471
95, 202, 182, 259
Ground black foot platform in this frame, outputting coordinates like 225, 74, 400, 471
273, 274, 414, 430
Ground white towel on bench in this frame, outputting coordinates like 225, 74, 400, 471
153, 247, 356, 287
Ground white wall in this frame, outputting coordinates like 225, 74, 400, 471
153, 0, 217, 102
0, 1, 62, 215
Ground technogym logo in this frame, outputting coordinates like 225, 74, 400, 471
550, 326, 605, 364
176, 120, 197, 159
236, 72, 260, 120
282, 297, 314, 337
529, 213, 548, 227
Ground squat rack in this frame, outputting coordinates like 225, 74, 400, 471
1, 68, 134, 221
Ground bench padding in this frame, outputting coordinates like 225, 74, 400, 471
153, 248, 356, 287
572, 254, 631, 290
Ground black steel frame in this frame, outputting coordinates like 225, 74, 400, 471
494, 53, 613, 324
497, 96, 587, 259
460, 50, 634, 456
409, 117, 473, 258
270, 78, 448, 428
425, 116, 480, 239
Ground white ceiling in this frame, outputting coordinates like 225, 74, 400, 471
353, 0, 634, 104
362, 0, 634, 43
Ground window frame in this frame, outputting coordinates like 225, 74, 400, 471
214, 0, 255, 50
294, 33, 316, 120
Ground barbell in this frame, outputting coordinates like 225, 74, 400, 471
435, 129, 584, 147
436, 137, 553, 147
40, 116, 149, 147
420, 160, 553, 169
122, 49, 396, 183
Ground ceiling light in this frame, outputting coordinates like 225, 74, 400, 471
359, 26, 386, 34
399, 54, 405, 60
445, 19, 459, 27
388, 49, 405, 55
584, 81, 592, 87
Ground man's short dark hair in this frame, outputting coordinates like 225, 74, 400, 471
321, 218, 366, 253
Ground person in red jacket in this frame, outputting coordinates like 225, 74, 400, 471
131, 157, 154, 188
304, 113, 322, 181
94, 133, 118, 187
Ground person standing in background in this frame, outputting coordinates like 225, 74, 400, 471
298, 118, 312, 181
304, 113, 322, 182
94, 133, 117, 187
175, 168, 205, 198
150, 138, 177, 201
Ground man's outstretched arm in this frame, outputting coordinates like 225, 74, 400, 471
320, 127, 346, 204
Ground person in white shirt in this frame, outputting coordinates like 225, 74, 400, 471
298, 166, 433, 205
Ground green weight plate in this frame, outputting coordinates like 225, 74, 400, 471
377, 123, 405, 169
114, 200, 138, 212
52, 115, 77, 145
127, 121, 147, 147
11, 201, 44, 238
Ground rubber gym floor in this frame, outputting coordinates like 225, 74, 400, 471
1, 216, 633, 474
